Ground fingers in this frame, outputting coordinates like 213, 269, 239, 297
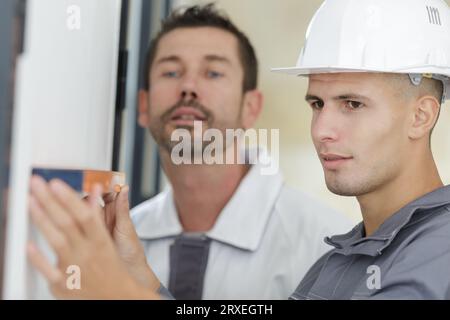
43, 178, 107, 240
103, 192, 117, 204
102, 192, 117, 233
27, 242, 64, 286
104, 201, 116, 235
30, 176, 84, 246
88, 183, 103, 209
28, 177, 136, 299
29, 193, 76, 258
89, 184, 114, 237
115, 185, 131, 222
84, 193, 108, 229
104, 185, 130, 235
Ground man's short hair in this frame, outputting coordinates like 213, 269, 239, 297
143, 3, 258, 93
387, 73, 444, 141
388, 73, 444, 106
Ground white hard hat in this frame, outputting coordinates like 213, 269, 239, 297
272, 0, 450, 103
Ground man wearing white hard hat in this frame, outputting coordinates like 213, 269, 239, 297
272, 0, 450, 299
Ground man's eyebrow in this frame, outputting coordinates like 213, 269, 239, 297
305, 94, 321, 101
333, 94, 370, 101
204, 54, 231, 64
155, 54, 231, 66
305, 93, 371, 101
155, 55, 181, 65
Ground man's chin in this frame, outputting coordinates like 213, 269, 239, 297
172, 125, 196, 132
326, 187, 356, 197
325, 178, 358, 197
325, 179, 376, 197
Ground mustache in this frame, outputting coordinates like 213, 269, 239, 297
160, 98, 214, 123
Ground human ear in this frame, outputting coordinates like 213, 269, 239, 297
408, 95, 440, 140
240, 89, 263, 129
138, 89, 150, 128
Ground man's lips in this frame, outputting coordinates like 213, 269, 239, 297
169, 106, 207, 124
320, 153, 353, 170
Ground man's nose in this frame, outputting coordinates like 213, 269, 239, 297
180, 73, 199, 100
181, 90, 198, 100
311, 105, 339, 143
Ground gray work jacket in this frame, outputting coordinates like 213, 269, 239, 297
291, 185, 450, 300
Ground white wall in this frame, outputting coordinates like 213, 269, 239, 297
3, 0, 122, 299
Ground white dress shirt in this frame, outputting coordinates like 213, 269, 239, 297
131, 164, 353, 299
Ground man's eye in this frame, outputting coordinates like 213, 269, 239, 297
206, 71, 223, 79
346, 100, 364, 109
162, 71, 179, 78
310, 101, 324, 109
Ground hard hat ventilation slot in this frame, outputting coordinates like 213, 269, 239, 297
426, 6, 442, 26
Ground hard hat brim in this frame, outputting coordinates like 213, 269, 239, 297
271, 66, 450, 102
271, 65, 450, 78
271, 66, 380, 75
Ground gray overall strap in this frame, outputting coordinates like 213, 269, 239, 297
168, 233, 212, 300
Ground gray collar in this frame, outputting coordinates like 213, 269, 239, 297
326, 185, 450, 257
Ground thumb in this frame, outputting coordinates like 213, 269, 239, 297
115, 185, 132, 225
